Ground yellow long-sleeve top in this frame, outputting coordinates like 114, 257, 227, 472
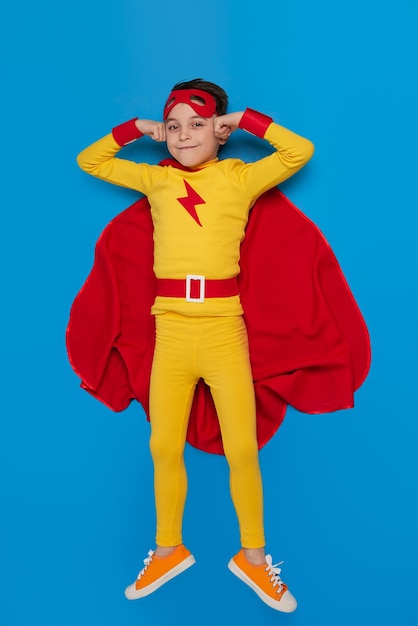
77, 109, 314, 316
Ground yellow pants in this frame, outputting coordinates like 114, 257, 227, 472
149, 313, 265, 549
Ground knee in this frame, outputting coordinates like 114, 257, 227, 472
149, 432, 184, 466
223, 438, 259, 471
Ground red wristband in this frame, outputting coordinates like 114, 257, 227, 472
238, 108, 273, 138
112, 118, 144, 146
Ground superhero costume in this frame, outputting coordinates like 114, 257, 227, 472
67, 110, 371, 457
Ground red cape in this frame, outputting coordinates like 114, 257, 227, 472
66, 187, 371, 455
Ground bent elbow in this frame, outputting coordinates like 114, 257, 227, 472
76, 149, 92, 173
303, 138, 315, 163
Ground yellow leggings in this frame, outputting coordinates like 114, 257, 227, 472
149, 313, 265, 549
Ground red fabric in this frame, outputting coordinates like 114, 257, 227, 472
112, 118, 143, 146
66, 186, 371, 455
239, 108, 273, 137
164, 89, 218, 119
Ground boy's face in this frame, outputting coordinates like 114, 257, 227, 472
165, 102, 223, 168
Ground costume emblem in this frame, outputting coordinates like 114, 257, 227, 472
177, 180, 205, 226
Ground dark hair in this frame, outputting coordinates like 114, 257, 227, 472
169, 78, 228, 116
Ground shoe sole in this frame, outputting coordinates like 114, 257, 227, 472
228, 558, 297, 613
125, 555, 196, 600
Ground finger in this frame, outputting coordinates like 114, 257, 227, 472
216, 126, 231, 139
153, 124, 165, 142
213, 117, 225, 134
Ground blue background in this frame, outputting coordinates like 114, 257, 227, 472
1, 1, 417, 625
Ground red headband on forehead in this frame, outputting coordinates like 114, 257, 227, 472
163, 89, 217, 120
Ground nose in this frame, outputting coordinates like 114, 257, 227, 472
179, 126, 191, 141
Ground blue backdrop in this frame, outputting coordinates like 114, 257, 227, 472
1, 1, 417, 625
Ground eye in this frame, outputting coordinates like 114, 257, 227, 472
192, 121, 204, 128
167, 124, 179, 131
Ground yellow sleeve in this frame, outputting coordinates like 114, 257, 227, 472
233, 108, 314, 201
76, 129, 154, 194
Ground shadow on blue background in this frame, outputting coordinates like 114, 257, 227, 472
1, 1, 417, 625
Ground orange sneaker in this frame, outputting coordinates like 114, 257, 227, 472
228, 549, 297, 613
124, 544, 196, 600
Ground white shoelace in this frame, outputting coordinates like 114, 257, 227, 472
136, 549, 155, 580
265, 555, 285, 593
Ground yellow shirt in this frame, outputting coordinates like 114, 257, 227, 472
77, 118, 314, 316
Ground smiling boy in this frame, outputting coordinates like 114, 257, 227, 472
76, 78, 314, 612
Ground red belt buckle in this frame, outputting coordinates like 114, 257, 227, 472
186, 274, 205, 303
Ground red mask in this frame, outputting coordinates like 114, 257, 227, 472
163, 89, 217, 120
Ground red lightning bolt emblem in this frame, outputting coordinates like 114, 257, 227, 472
177, 180, 205, 226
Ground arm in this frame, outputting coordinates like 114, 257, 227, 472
76, 118, 162, 193
219, 108, 314, 198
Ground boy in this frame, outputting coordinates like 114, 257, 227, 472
77, 78, 314, 612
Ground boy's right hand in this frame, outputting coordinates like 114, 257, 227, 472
135, 119, 166, 142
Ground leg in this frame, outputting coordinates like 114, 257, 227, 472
149, 313, 199, 547
184, 316, 297, 613
125, 314, 199, 600
198, 316, 265, 550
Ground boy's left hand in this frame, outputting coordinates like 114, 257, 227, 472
214, 112, 244, 141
